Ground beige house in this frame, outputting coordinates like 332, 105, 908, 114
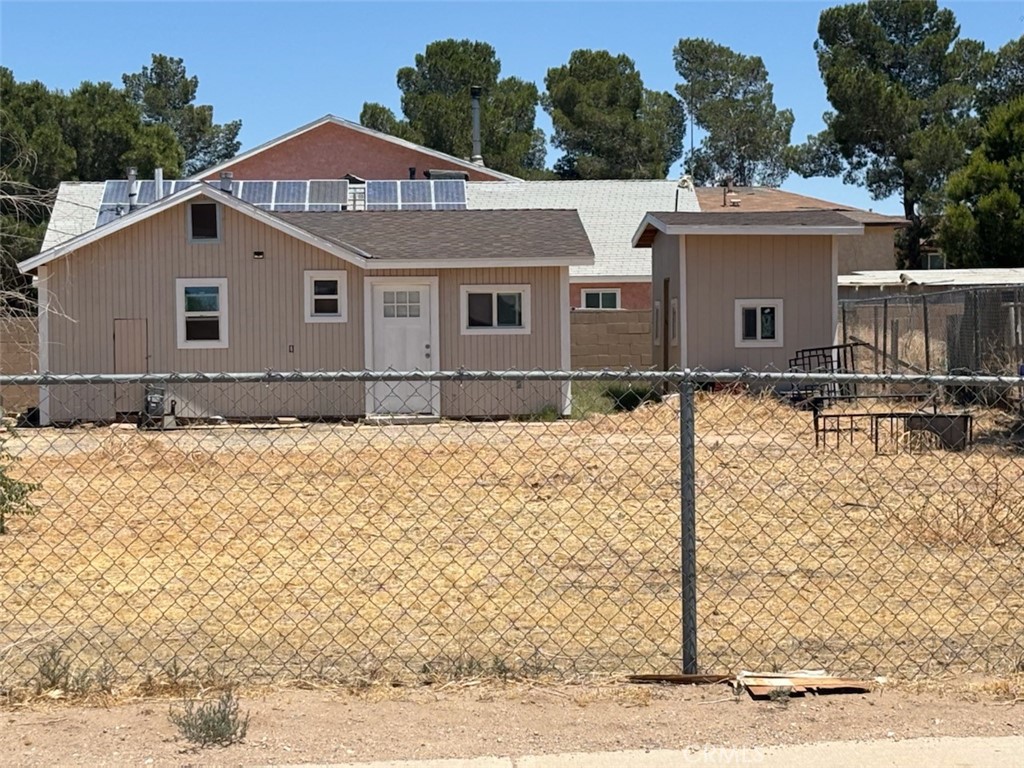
19, 185, 592, 424
633, 211, 865, 371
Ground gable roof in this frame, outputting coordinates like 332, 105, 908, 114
633, 210, 865, 247
467, 180, 698, 279
274, 210, 592, 266
695, 186, 907, 226
20, 185, 592, 274
191, 114, 521, 183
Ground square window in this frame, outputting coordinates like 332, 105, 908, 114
304, 270, 348, 323
496, 293, 522, 327
735, 300, 783, 347
601, 292, 618, 309
584, 292, 600, 309
189, 203, 219, 241
467, 293, 493, 327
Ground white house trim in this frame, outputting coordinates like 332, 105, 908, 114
678, 235, 688, 368
176, 277, 229, 350
459, 285, 532, 336
831, 235, 839, 344
304, 270, 349, 323
37, 265, 50, 426
189, 114, 521, 182
631, 213, 863, 246
559, 266, 571, 416
362, 275, 441, 417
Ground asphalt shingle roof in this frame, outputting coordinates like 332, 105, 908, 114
695, 186, 907, 226
646, 210, 866, 228
275, 209, 593, 263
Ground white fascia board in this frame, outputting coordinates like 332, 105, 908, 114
365, 256, 592, 270
18, 185, 371, 273
662, 224, 865, 236
570, 275, 651, 283
631, 214, 669, 247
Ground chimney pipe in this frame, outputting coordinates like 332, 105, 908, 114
219, 171, 234, 193
154, 167, 164, 200
470, 85, 483, 166
408, 166, 417, 180
127, 167, 139, 210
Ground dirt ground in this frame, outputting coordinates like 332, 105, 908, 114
2, 681, 1023, 767
2, 391, 1022, 690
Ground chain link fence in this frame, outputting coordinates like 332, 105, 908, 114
1, 370, 1022, 691
840, 286, 1024, 375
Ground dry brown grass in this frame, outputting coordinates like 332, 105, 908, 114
1, 393, 1022, 693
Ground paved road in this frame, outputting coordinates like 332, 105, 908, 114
268, 734, 1023, 767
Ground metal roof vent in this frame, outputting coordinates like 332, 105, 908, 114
219, 171, 234, 193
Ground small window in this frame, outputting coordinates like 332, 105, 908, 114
460, 285, 530, 335
381, 289, 422, 319
735, 299, 783, 347
188, 202, 220, 242
304, 270, 348, 323
581, 289, 620, 310
176, 278, 228, 349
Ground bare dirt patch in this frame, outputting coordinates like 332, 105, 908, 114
1, 393, 1022, 689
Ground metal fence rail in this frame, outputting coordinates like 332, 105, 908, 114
1, 369, 1022, 691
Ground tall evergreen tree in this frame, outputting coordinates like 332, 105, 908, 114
790, 0, 986, 268
673, 38, 794, 187
543, 49, 683, 179
360, 39, 545, 176
123, 54, 241, 176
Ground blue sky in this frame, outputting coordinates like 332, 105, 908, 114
2, 1, 1020, 214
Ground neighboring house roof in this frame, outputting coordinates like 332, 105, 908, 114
20, 185, 592, 274
633, 210, 866, 247
40, 182, 106, 251
840, 268, 1024, 289
467, 180, 699, 280
191, 114, 521, 183
695, 186, 907, 227
274, 209, 592, 265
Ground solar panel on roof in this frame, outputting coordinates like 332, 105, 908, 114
366, 181, 399, 210
306, 204, 344, 212
135, 181, 156, 205
173, 180, 198, 193
96, 206, 123, 226
433, 180, 467, 209
101, 181, 130, 205
275, 181, 308, 206
309, 179, 348, 205
239, 181, 273, 205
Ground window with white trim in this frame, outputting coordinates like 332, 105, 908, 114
460, 285, 530, 335
188, 202, 220, 242
581, 288, 620, 310
304, 270, 348, 323
735, 299, 783, 347
176, 278, 228, 349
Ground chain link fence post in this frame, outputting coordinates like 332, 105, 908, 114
679, 375, 698, 674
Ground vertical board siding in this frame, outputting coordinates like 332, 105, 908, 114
650, 234, 681, 368
685, 234, 833, 370
45, 204, 564, 420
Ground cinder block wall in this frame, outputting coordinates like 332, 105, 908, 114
571, 310, 653, 370
0, 318, 39, 414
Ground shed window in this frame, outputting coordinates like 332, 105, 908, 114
581, 289, 620, 309
735, 299, 783, 348
304, 270, 348, 323
460, 285, 531, 335
176, 278, 228, 349
188, 202, 220, 242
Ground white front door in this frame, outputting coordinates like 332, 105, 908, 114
369, 282, 436, 414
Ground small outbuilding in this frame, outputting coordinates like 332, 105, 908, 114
633, 210, 865, 371
19, 184, 593, 425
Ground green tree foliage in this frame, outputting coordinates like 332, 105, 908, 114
360, 39, 545, 176
791, 1, 986, 268
123, 54, 242, 176
939, 97, 1024, 268
673, 38, 794, 187
0, 66, 183, 301
542, 49, 683, 179
0, 429, 38, 534
978, 36, 1024, 119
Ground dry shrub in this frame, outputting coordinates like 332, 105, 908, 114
895, 481, 1024, 549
